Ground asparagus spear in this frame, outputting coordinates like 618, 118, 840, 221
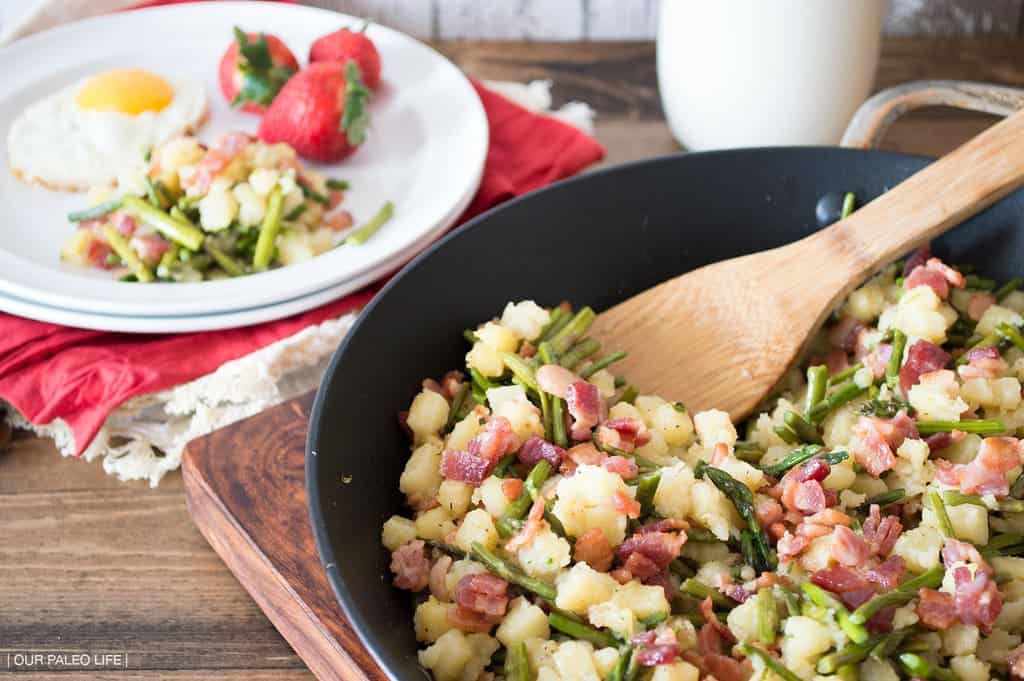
886, 329, 907, 388
929, 491, 956, 538
579, 351, 628, 379
122, 195, 204, 251
504, 641, 529, 681
694, 462, 776, 572
559, 337, 601, 371
816, 634, 888, 674
203, 240, 245, 277
997, 322, 1024, 353
252, 186, 284, 269
635, 472, 661, 516
344, 200, 394, 245
840, 192, 856, 219
756, 588, 777, 645
848, 566, 944, 624
738, 644, 802, 681
784, 410, 823, 445
681, 578, 734, 609
943, 490, 1024, 513
916, 419, 1005, 435
804, 365, 828, 415
68, 197, 122, 222
860, 488, 905, 509
548, 612, 619, 648
897, 652, 959, 681
808, 381, 867, 423
966, 275, 997, 290
759, 444, 823, 478
502, 352, 540, 393
444, 384, 470, 433
471, 542, 556, 600
773, 424, 800, 445
537, 308, 570, 344
500, 460, 552, 526
101, 224, 154, 283
827, 362, 862, 387
801, 582, 868, 643
995, 278, 1023, 302
550, 307, 596, 355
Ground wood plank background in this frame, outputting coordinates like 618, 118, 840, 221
307, 0, 1024, 40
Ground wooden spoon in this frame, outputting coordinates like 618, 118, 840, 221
590, 108, 1024, 420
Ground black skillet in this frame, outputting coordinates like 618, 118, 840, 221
307, 80, 1024, 679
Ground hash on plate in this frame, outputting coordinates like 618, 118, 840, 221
381, 244, 1024, 680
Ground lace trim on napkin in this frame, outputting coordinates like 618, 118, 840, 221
3, 80, 594, 487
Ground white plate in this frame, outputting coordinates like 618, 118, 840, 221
0, 167, 477, 333
0, 1, 487, 317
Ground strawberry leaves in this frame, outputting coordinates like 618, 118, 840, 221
340, 61, 371, 146
231, 26, 296, 108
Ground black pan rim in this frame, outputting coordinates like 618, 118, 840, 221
305, 144, 933, 681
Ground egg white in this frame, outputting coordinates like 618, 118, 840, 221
7, 74, 207, 191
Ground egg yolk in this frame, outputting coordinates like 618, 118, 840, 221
76, 69, 174, 115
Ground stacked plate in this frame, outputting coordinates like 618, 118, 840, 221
0, 3, 488, 332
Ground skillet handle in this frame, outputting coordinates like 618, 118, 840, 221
840, 80, 1024, 149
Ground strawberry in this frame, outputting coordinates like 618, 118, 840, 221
309, 25, 382, 90
218, 27, 299, 114
258, 62, 371, 163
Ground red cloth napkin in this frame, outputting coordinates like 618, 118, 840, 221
0, 83, 604, 455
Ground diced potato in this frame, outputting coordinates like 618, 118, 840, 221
780, 616, 833, 680
651, 402, 694, 447
232, 182, 266, 226
892, 526, 944, 572
447, 413, 482, 452
537, 666, 560, 681
438, 481, 474, 518
908, 370, 968, 421
992, 556, 1024, 581
649, 661, 700, 681
635, 430, 673, 466
695, 560, 734, 590
860, 658, 900, 681
416, 507, 456, 542
477, 322, 520, 353
415, 596, 454, 642
798, 534, 834, 572
950, 655, 991, 681
552, 465, 632, 545
555, 563, 618, 614
726, 596, 760, 644
634, 395, 667, 425
418, 629, 473, 681
399, 441, 443, 502
445, 559, 488, 596
500, 300, 550, 341
455, 508, 498, 552
892, 603, 920, 630
198, 187, 238, 231
474, 476, 511, 518
248, 168, 280, 196
977, 304, 1024, 337
891, 438, 935, 498
613, 582, 669, 619
518, 527, 572, 577
977, 628, 1021, 665
381, 515, 417, 551
693, 409, 737, 448
466, 342, 505, 377
496, 596, 550, 646
490, 385, 544, 441
717, 455, 765, 491
407, 390, 450, 443
961, 377, 1022, 411
923, 501, 989, 546
681, 540, 732, 563
608, 402, 644, 422
690, 479, 739, 540
822, 398, 867, 450
525, 638, 559, 674
588, 369, 616, 399
849, 472, 889, 498
884, 285, 953, 344
941, 624, 980, 657
553, 641, 601, 681
749, 413, 787, 450
997, 597, 1024, 631
653, 462, 695, 522
843, 282, 888, 322
943, 433, 982, 465
592, 649, 620, 679
823, 458, 856, 491
587, 600, 636, 638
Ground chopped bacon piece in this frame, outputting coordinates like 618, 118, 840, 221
467, 416, 519, 462
968, 293, 997, 322
620, 551, 661, 581
899, 340, 951, 395
504, 496, 546, 552
927, 257, 967, 289
325, 208, 355, 231
710, 441, 730, 465
603, 455, 639, 479
863, 343, 894, 379
390, 540, 430, 591
925, 430, 965, 453
455, 573, 509, 618
631, 629, 681, 666
841, 587, 876, 610
828, 317, 866, 352
617, 531, 686, 570
699, 597, 736, 643
755, 497, 784, 528
852, 411, 918, 478
536, 364, 580, 399
441, 449, 496, 485
613, 489, 642, 519
935, 437, 1023, 496
705, 657, 747, 681
792, 480, 827, 514
519, 341, 537, 358
597, 417, 650, 453
696, 622, 723, 656
905, 265, 951, 299
214, 130, 253, 156
518, 436, 565, 467
866, 556, 905, 590
804, 508, 852, 527
566, 442, 605, 467
441, 371, 466, 399
448, 605, 499, 632
942, 538, 993, 574
811, 566, 871, 595
777, 531, 809, 560
429, 555, 453, 600
862, 504, 903, 558
903, 245, 931, 276
796, 522, 832, 540
565, 381, 605, 441
952, 565, 1002, 631
830, 525, 871, 566
788, 458, 831, 483
129, 233, 170, 265
917, 588, 958, 630
866, 605, 897, 633
422, 378, 444, 394
573, 528, 614, 571
638, 518, 688, 534
959, 346, 1008, 379
824, 348, 850, 375
501, 478, 523, 501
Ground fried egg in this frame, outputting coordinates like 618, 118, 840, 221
8, 68, 207, 190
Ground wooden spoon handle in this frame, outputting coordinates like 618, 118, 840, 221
804, 107, 1024, 284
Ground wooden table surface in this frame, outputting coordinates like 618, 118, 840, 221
3, 38, 1024, 680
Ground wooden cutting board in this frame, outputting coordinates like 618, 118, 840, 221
182, 392, 386, 681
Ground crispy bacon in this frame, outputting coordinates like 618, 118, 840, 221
597, 417, 650, 453
467, 416, 519, 462
899, 340, 951, 395
390, 540, 430, 591
829, 317, 866, 352
448, 605, 499, 632
903, 245, 931, 276
631, 629, 681, 666
620, 552, 661, 581
863, 343, 894, 379
906, 265, 951, 299
959, 346, 1008, 380
441, 449, 496, 485
565, 381, 605, 441
504, 496, 546, 552
967, 293, 997, 322
700, 597, 736, 643
722, 583, 752, 603
804, 508, 853, 527
862, 504, 903, 558
536, 364, 580, 398
429, 555, 452, 600
852, 412, 918, 478
324, 208, 354, 231
518, 436, 565, 467
811, 566, 871, 595
613, 489, 642, 519
917, 588, 958, 630
866, 556, 905, 590
927, 257, 967, 289
129, 233, 170, 265
573, 528, 614, 571
792, 480, 827, 514
777, 531, 809, 559
441, 371, 466, 399
935, 437, 1023, 496
603, 455, 639, 479
824, 348, 849, 375
755, 497, 784, 528
942, 538, 993, 574
455, 573, 509, 618
789, 458, 831, 484
638, 518, 689, 533
925, 430, 965, 453
952, 565, 1002, 631
831, 525, 871, 566
617, 531, 686, 571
